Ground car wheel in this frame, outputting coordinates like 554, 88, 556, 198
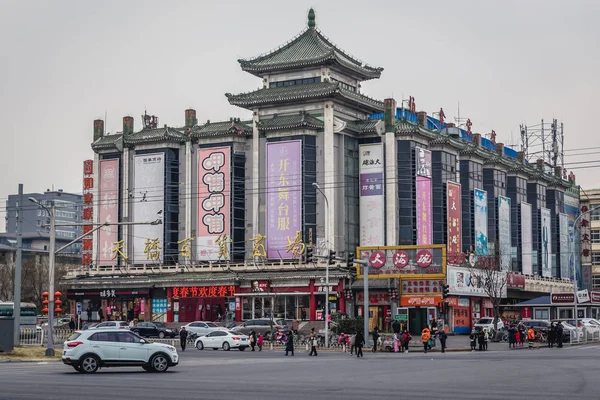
73, 365, 82, 372
142, 366, 153, 372
223, 342, 231, 351
239, 347, 246, 351
196, 341, 204, 350
80, 355, 100, 373
158, 332, 165, 339
150, 353, 170, 372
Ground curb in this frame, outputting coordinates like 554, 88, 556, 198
0, 359, 60, 363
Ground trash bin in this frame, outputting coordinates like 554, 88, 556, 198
0, 317, 15, 353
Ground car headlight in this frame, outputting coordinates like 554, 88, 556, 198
166, 346, 176, 352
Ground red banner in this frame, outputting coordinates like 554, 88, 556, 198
447, 182, 462, 263
172, 286, 236, 298
507, 273, 525, 290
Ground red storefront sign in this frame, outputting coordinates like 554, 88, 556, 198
590, 291, 600, 304
82, 159, 94, 266
401, 279, 444, 294
551, 293, 575, 304
400, 295, 441, 307
356, 292, 390, 305
522, 307, 532, 319
172, 286, 236, 298
251, 281, 269, 292
507, 273, 525, 290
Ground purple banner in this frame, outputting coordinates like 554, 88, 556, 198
266, 140, 302, 258
416, 176, 432, 245
360, 173, 384, 196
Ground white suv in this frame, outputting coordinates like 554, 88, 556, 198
89, 321, 130, 330
62, 329, 179, 373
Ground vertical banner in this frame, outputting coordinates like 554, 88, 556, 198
415, 147, 432, 178
197, 147, 231, 260
133, 153, 165, 263
359, 143, 385, 246
540, 207, 552, 277
559, 213, 569, 279
474, 188, 488, 256
447, 182, 462, 261
82, 160, 94, 266
564, 194, 580, 281
498, 196, 511, 271
521, 202, 533, 275
266, 140, 302, 258
98, 159, 120, 266
415, 147, 432, 246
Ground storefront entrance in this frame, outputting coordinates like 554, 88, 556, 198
409, 308, 428, 335
176, 297, 226, 323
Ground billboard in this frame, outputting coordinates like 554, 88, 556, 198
540, 207, 552, 277
447, 182, 462, 262
359, 143, 385, 246
98, 159, 120, 266
564, 194, 580, 281
474, 189, 488, 256
356, 244, 446, 279
415, 147, 432, 178
132, 153, 164, 264
197, 147, 231, 261
559, 213, 569, 279
521, 202, 533, 275
266, 140, 302, 258
416, 176, 432, 245
447, 266, 507, 298
498, 196, 511, 271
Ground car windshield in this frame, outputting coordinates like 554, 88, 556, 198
206, 322, 218, 327
477, 319, 493, 324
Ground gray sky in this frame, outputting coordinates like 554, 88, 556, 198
1, 0, 598, 231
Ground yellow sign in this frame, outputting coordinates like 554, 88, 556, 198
216, 234, 231, 260
112, 240, 128, 261
144, 238, 161, 261
178, 237, 194, 258
250, 233, 267, 258
286, 230, 306, 259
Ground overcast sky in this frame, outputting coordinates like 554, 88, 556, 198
1, 0, 598, 231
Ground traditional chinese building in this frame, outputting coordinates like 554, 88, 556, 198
62, 9, 579, 331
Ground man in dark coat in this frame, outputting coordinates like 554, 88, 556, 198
69, 318, 76, 332
285, 331, 294, 356
556, 322, 564, 348
355, 331, 365, 358
179, 327, 188, 351
392, 320, 400, 335
437, 328, 447, 353
372, 326, 380, 352
86, 306, 92, 322
548, 322, 555, 348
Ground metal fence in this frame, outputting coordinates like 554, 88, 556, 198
569, 328, 600, 345
19, 328, 73, 347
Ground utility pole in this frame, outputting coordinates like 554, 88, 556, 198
354, 258, 370, 349
13, 184, 23, 346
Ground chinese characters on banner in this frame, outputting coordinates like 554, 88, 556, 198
416, 177, 432, 245
520, 202, 533, 275
564, 194, 579, 281
357, 245, 444, 278
415, 147, 431, 178
132, 154, 165, 263
98, 159, 119, 266
82, 160, 94, 266
197, 147, 231, 261
359, 143, 385, 246
400, 279, 443, 294
497, 196, 511, 271
266, 141, 302, 258
172, 286, 236, 298
559, 213, 569, 279
474, 189, 488, 257
580, 205, 591, 283
446, 182, 462, 264
540, 207, 552, 278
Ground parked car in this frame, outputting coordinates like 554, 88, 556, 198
576, 318, 600, 339
474, 317, 505, 333
550, 320, 581, 342
520, 319, 552, 334
89, 321, 129, 330
231, 318, 288, 339
131, 322, 177, 338
181, 321, 228, 336
61, 329, 179, 373
194, 330, 249, 351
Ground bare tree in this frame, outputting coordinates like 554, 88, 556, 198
0, 256, 15, 301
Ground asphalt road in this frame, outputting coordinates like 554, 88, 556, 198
2, 345, 599, 400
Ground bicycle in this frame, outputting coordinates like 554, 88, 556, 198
535, 331, 547, 343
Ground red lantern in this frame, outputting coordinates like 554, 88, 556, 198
54, 291, 62, 298
42, 308, 48, 314
54, 308, 63, 314
55, 299, 63, 307
42, 299, 49, 306
42, 292, 49, 299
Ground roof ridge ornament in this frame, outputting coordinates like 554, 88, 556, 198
308, 8, 316, 29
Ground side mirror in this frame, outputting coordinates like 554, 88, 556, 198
140, 339, 147, 344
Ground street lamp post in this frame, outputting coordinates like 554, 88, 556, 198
29, 197, 56, 356
313, 182, 330, 348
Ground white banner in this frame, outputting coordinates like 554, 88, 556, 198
521, 202, 533, 275
540, 207, 552, 278
559, 213, 569, 279
132, 153, 165, 264
446, 266, 507, 298
577, 289, 590, 304
359, 143, 385, 246
474, 189, 488, 256
498, 196, 511, 271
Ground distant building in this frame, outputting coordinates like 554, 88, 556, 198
4, 190, 83, 251
580, 188, 600, 290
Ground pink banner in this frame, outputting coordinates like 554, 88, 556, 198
98, 159, 119, 266
416, 176, 432, 245
197, 147, 231, 260
447, 181, 462, 263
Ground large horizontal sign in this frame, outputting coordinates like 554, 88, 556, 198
399, 295, 442, 307
506, 273, 525, 290
551, 293, 574, 304
446, 266, 507, 298
356, 244, 446, 279
400, 279, 444, 295
172, 286, 236, 298
67, 289, 149, 298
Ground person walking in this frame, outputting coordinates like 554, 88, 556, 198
355, 330, 365, 358
257, 333, 264, 351
392, 332, 400, 353
477, 328, 485, 351
402, 330, 411, 353
338, 333, 347, 352
527, 326, 535, 349
469, 329, 477, 352
392, 319, 400, 335
372, 326, 380, 352
437, 328, 447, 353
68, 318, 76, 332
430, 318, 438, 332
250, 330, 257, 351
285, 331, 294, 356
518, 322, 526, 347
483, 329, 489, 351
345, 333, 352, 354
515, 327, 521, 347
97, 306, 103, 322
548, 322, 555, 348
421, 327, 431, 353
508, 324, 517, 349
309, 328, 318, 356
179, 326, 188, 352
556, 322, 564, 348
86, 306, 92, 322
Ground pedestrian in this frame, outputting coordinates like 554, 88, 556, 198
518, 322, 526, 347
250, 330, 257, 351
69, 318, 75, 332
437, 328, 447, 353
86, 306, 92, 322
469, 329, 477, 351
345, 333, 352, 354
292, 319, 299, 334
402, 330, 411, 353
309, 328, 318, 356
515, 328, 521, 346
393, 331, 400, 353
257, 333, 264, 351
285, 331, 294, 356
301, 309, 307, 321
483, 329, 489, 351
421, 327, 431, 353
372, 326, 380, 352
97, 306, 103, 322
508, 324, 517, 349
556, 322, 564, 348
355, 330, 365, 358
430, 318, 438, 332
338, 333, 347, 352
527, 326, 535, 349
179, 326, 188, 351
477, 328, 485, 351
392, 319, 400, 335
548, 322, 555, 348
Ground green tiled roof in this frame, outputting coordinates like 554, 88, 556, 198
258, 112, 323, 131
345, 119, 380, 134
191, 120, 253, 138
226, 82, 384, 113
92, 133, 123, 151
238, 28, 383, 80
123, 126, 186, 146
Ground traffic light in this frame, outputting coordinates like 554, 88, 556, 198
442, 284, 449, 299
346, 252, 355, 269
443, 301, 449, 315
305, 247, 314, 264
437, 301, 444, 315
328, 250, 336, 265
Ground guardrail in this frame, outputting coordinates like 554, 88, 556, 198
19, 328, 74, 347
569, 328, 600, 345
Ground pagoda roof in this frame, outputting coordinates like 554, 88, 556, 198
345, 119, 380, 135
123, 126, 186, 146
92, 133, 123, 152
238, 10, 382, 81
257, 112, 324, 132
190, 119, 253, 139
226, 81, 384, 113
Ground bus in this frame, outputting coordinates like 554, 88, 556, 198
0, 302, 38, 336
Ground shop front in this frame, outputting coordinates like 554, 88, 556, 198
168, 285, 237, 323
67, 288, 150, 322
446, 296, 471, 334
398, 295, 441, 335
356, 291, 392, 332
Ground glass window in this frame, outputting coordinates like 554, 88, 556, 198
592, 252, 600, 264
591, 207, 600, 221
592, 230, 600, 244
534, 309, 549, 320
117, 332, 141, 343
559, 309, 573, 319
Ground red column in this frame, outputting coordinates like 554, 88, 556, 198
166, 288, 173, 322
235, 297, 241, 322
309, 280, 316, 321
338, 279, 346, 314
